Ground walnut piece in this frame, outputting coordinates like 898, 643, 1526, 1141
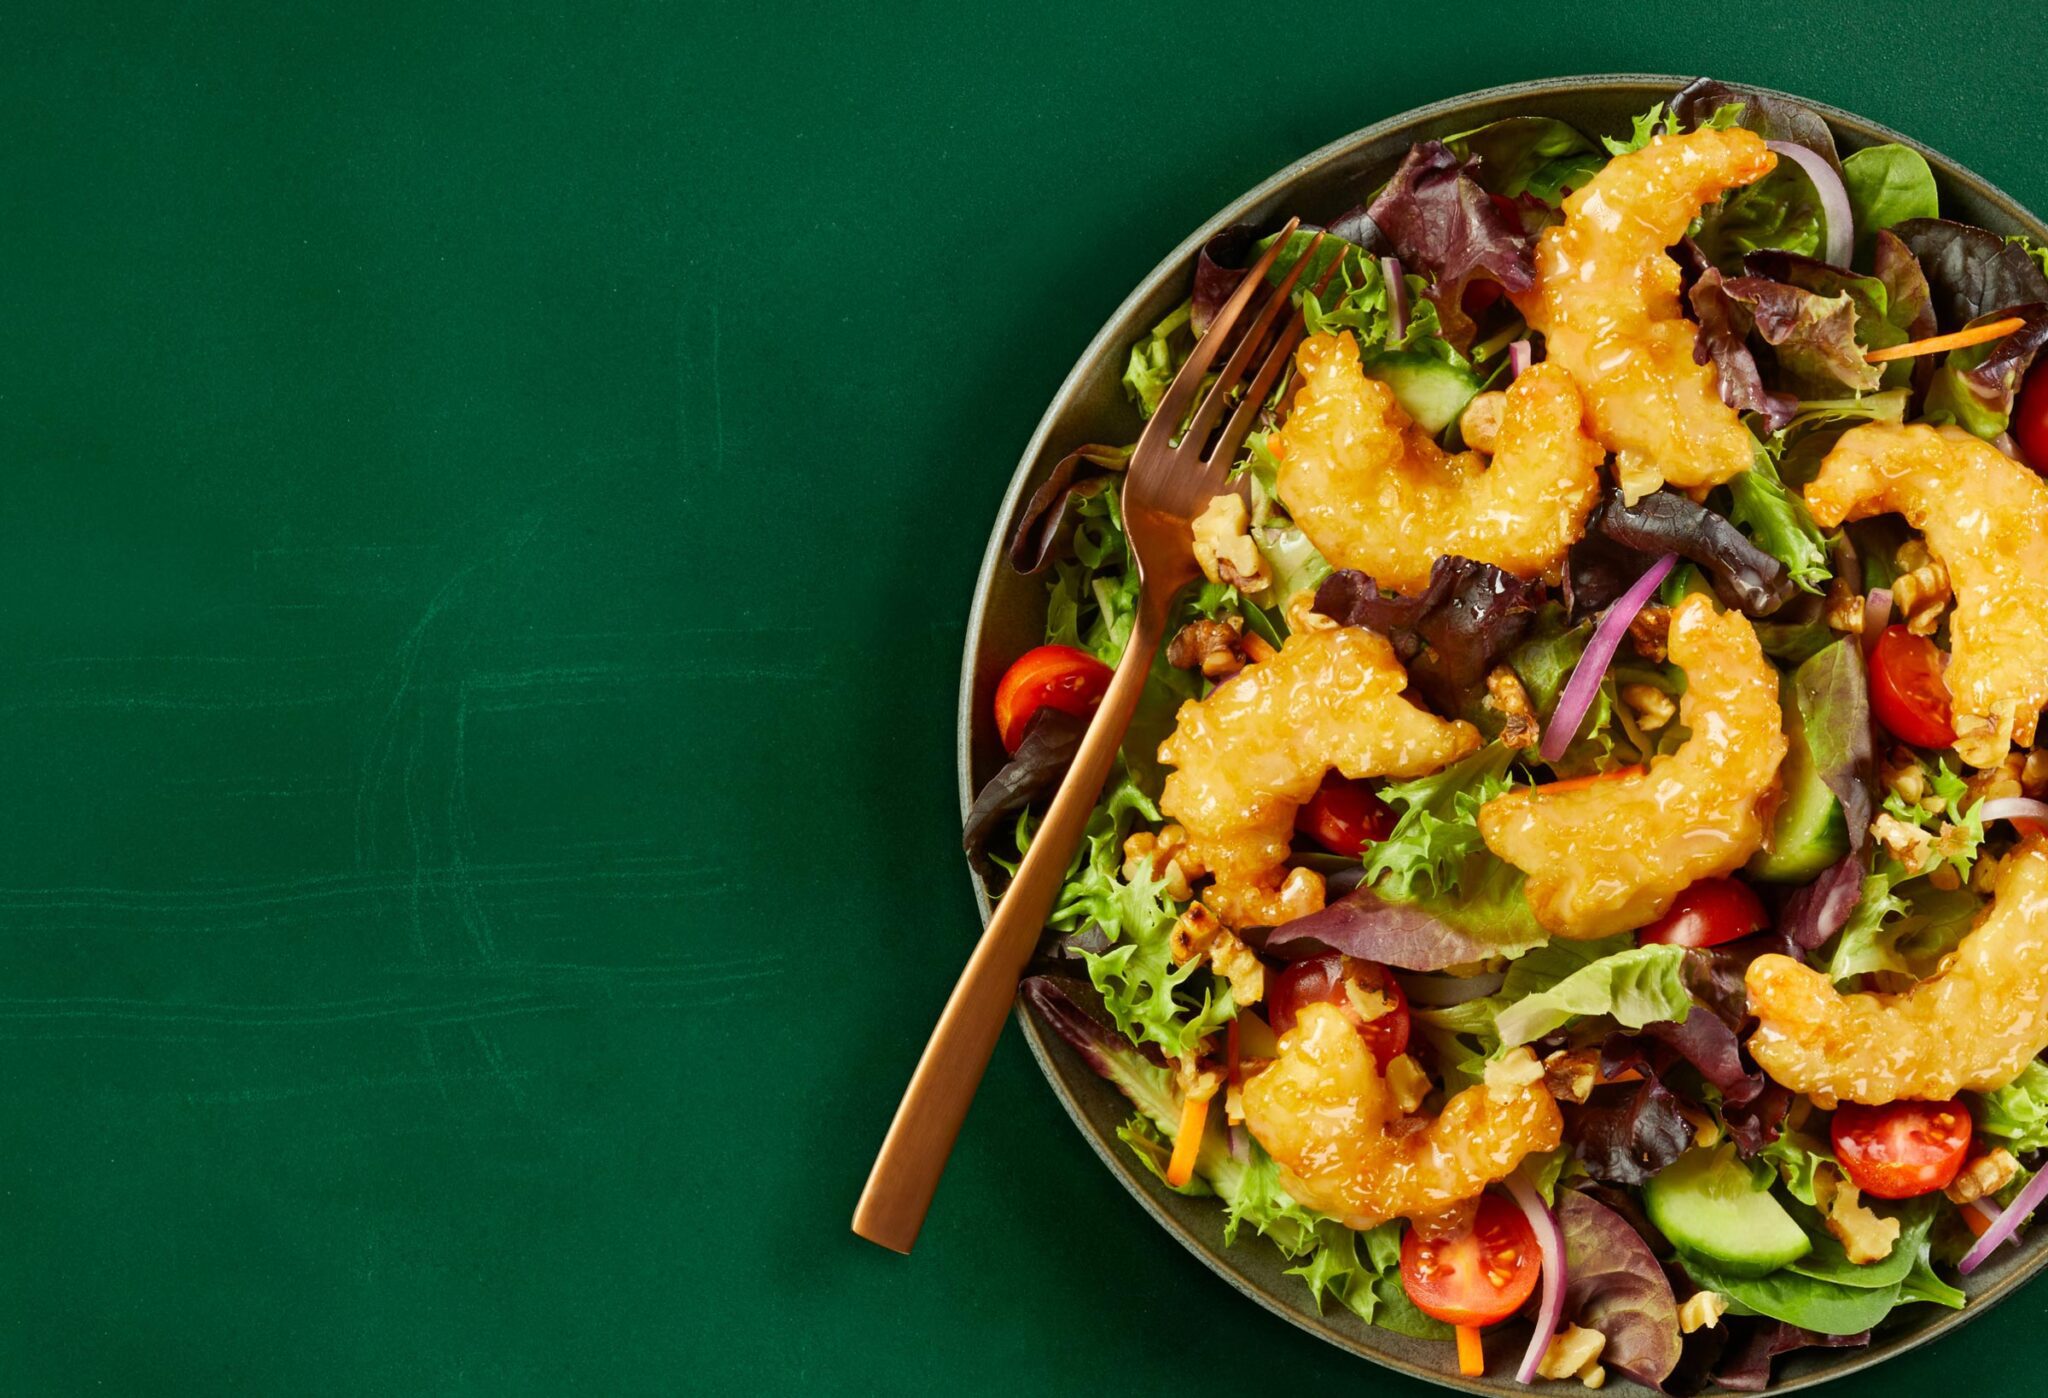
1167, 617, 1249, 678
1484, 1046, 1545, 1093
1627, 604, 1671, 663
1537, 1325, 1608, 1386
1459, 390, 1507, 454
1168, 902, 1265, 1005
2024, 749, 2048, 799
1872, 812, 1935, 875
1384, 1054, 1431, 1114
1813, 1165, 1900, 1264
1542, 1048, 1600, 1104
1945, 1146, 2020, 1205
1954, 711, 2012, 771
1620, 682, 1677, 733
1678, 1290, 1728, 1334
1123, 825, 1204, 901
1191, 493, 1270, 592
1485, 665, 1542, 750
1894, 557, 1953, 636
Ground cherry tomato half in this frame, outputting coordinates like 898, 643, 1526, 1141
992, 644, 1112, 752
1265, 953, 1410, 1068
2014, 359, 2048, 473
1295, 774, 1397, 856
1868, 625, 1956, 751
1831, 1099, 1973, 1200
1639, 877, 1769, 949
1400, 1193, 1542, 1327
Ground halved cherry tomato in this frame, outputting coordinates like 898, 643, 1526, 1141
2014, 359, 2048, 473
992, 644, 1112, 752
1295, 774, 1397, 856
1265, 953, 1410, 1068
1868, 625, 1956, 750
1399, 1193, 1542, 1327
1830, 1099, 1973, 1199
1638, 876, 1768, 949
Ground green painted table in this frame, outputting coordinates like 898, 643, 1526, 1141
7, 3, 2048, 1392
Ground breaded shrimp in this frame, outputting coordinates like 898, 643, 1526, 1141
1158, 621, 1480, 927
1516, 127, 1778, 503
1240, 1003, 1562, 1230
1272, 333, 1605, 593
1747, 839, 2048, 1106
1804, 422, 2048, 760
1477, 595, 1786, 937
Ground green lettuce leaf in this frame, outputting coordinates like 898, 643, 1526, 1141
1362, 744, 1515, 900
1726, 445, 1831, 593
1821, 873, 1980, 984
1976, 1061, 2048, 1153
1758, 1128, 1835, 1207
1446, 115, 1603, 204
1842, 145, 1939, 264
1122, 301, 1191, 418
1495, 941, 1692, 1046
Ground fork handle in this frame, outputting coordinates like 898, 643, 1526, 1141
852, 588, 1173, 1253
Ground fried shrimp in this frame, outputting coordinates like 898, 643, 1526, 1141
1477, 595, 1786, 937
1158, 620, 1480, 927
1747, 839, 2048, 1105
1272, 333, 1605, 593
1240, 1003, 1562, 1229
1804, 421, 2048, 759
1515, 127, 1777, 503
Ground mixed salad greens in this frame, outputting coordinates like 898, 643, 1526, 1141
968, 79, 2048, 1393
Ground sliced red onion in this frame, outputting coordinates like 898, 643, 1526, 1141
1765, 141, 1853, 268
1961, 1165, 2048, 1273
1981, 796, 2048, 826
1396, 969, 1507, 1006
1382, 256, 1408, 340
1861, 588, 1892, 656
1507, 339, 1533, 380
1539, 553, 1677, 763
1504, 1172, 1567, 1384
1228, 1123, 1250, 1165
1995, 432, 2022, 460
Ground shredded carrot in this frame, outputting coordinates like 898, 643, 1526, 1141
1536, 764, 1646, 796
1242, 631, 1278, 664
1165, 1090, 1213, 1188
1864, 315, 2027, 363
1456, 1325, 1486, 1377
1962, 1203, 1993, 1238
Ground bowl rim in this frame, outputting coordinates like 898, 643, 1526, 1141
954, 72, 2048, 1396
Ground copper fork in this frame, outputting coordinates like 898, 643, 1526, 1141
853, 219, 1325, 1253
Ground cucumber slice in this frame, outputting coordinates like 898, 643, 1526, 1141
1748, 666, 1851, 883
1644, 1145, 1812, 1278
1363, 350, 1482, 434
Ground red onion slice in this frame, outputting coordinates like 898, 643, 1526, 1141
1508, 339, 1533, 380
1980, 796, 2048, 826
1765, 141, 1853, 268
1504, 1172, 1567, 1384
1961, 1163, 2048, 1273
1539, 553, 1677, 763
1228, 1123, 1250, 1165
1861, 588, 1892, 656
1382, 257, 1408, 341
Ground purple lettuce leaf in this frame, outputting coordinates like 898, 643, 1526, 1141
1789, 638, 1875, 848
1566, 1039, 1697, 1186
1189, 224, 1256, 336
963, 708, 1086, 877
1363, 140, 1535, 350
1672, 79, 1843, 176
1260, 873, 1546, 970
1712, 1320, 1871, 1392
1008, 447, 1123, 575
1776, 852, 1867, 952
1874, 228, 1937, 341
1718, 271, 1882, 395
1572, 487, 1795, 618
1955, 301, 2048, 414
1682, 249, 1801, 430
1557, 1186, 1684, 1387
1313, 557, 1546, 713
1894, 217, 2048, 330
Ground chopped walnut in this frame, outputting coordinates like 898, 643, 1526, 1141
1620, 682, 1677, 733
1485, 665, 1542, 750
1167, 617, 1249, 678
1485, 1046, 1545, 1093
1344, 982, 1395, 1024
1168, 902, 1265, 1005
1384, 1054, 1431, 1114
1627, 604, 1671, 663
1967, 750, 2026, 806
1945, 1146, 2020, 1205
1872, 812, 1935, 875
2023, 749, 2048, 799
1537, 1325, 1608, 1385
1972, 851, 2005, 895
1897, 537, 1933, 574
1813, 1164, 1900, 1264
1191, 493, 1270, 592
1266, 866, 1326, 925
1882, 747, 1929, 808
1895, 559, 1953, 636
1825, 577, 1867, 637
1123, 825, 1204, 901
1678, 1290, 1728, 1334
1543, 1048, 1600, 1104
1459, 390, 1507, 454
1954, 711, 2012, 772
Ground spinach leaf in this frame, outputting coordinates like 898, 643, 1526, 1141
1842, 145, 1939, 264
1679, 1254, 1905, 1334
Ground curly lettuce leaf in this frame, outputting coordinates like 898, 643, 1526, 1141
1362, 744, 1513, 900
1726, 446, 1831, 593
1495, 940, 1692, 1046
1977, 1060, 2048, 1153
1821, 872, 1981, 984
1122, 300, 1191, 418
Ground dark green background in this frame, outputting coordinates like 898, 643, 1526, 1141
5, 2, 2047, 1392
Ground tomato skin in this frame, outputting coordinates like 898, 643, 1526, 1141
1831, 1099, 1973, 1200
1296, 774, 1397, 856
2015, 360, 2048, 473
1639, 877, 1769, 948
1868, 626, 1956, 750
1400, 1193, 1543, 1327
992, 645, 1113, 752
1265, 954, 1411, 1068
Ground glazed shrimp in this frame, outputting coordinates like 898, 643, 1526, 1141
1477, 594, 1786, 938
1272, 333, 1605, 593
1515, 126, 1778, 503
1158, 613, 1480, 928
1747, 839, 2048, 1105
1240, 1004, 1562, 1230
1804, 421, 2048, 763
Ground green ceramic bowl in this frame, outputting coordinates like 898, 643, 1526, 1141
958, 74, 2048, 1396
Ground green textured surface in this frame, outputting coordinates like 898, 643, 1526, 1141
6, 3, 2048, 1394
